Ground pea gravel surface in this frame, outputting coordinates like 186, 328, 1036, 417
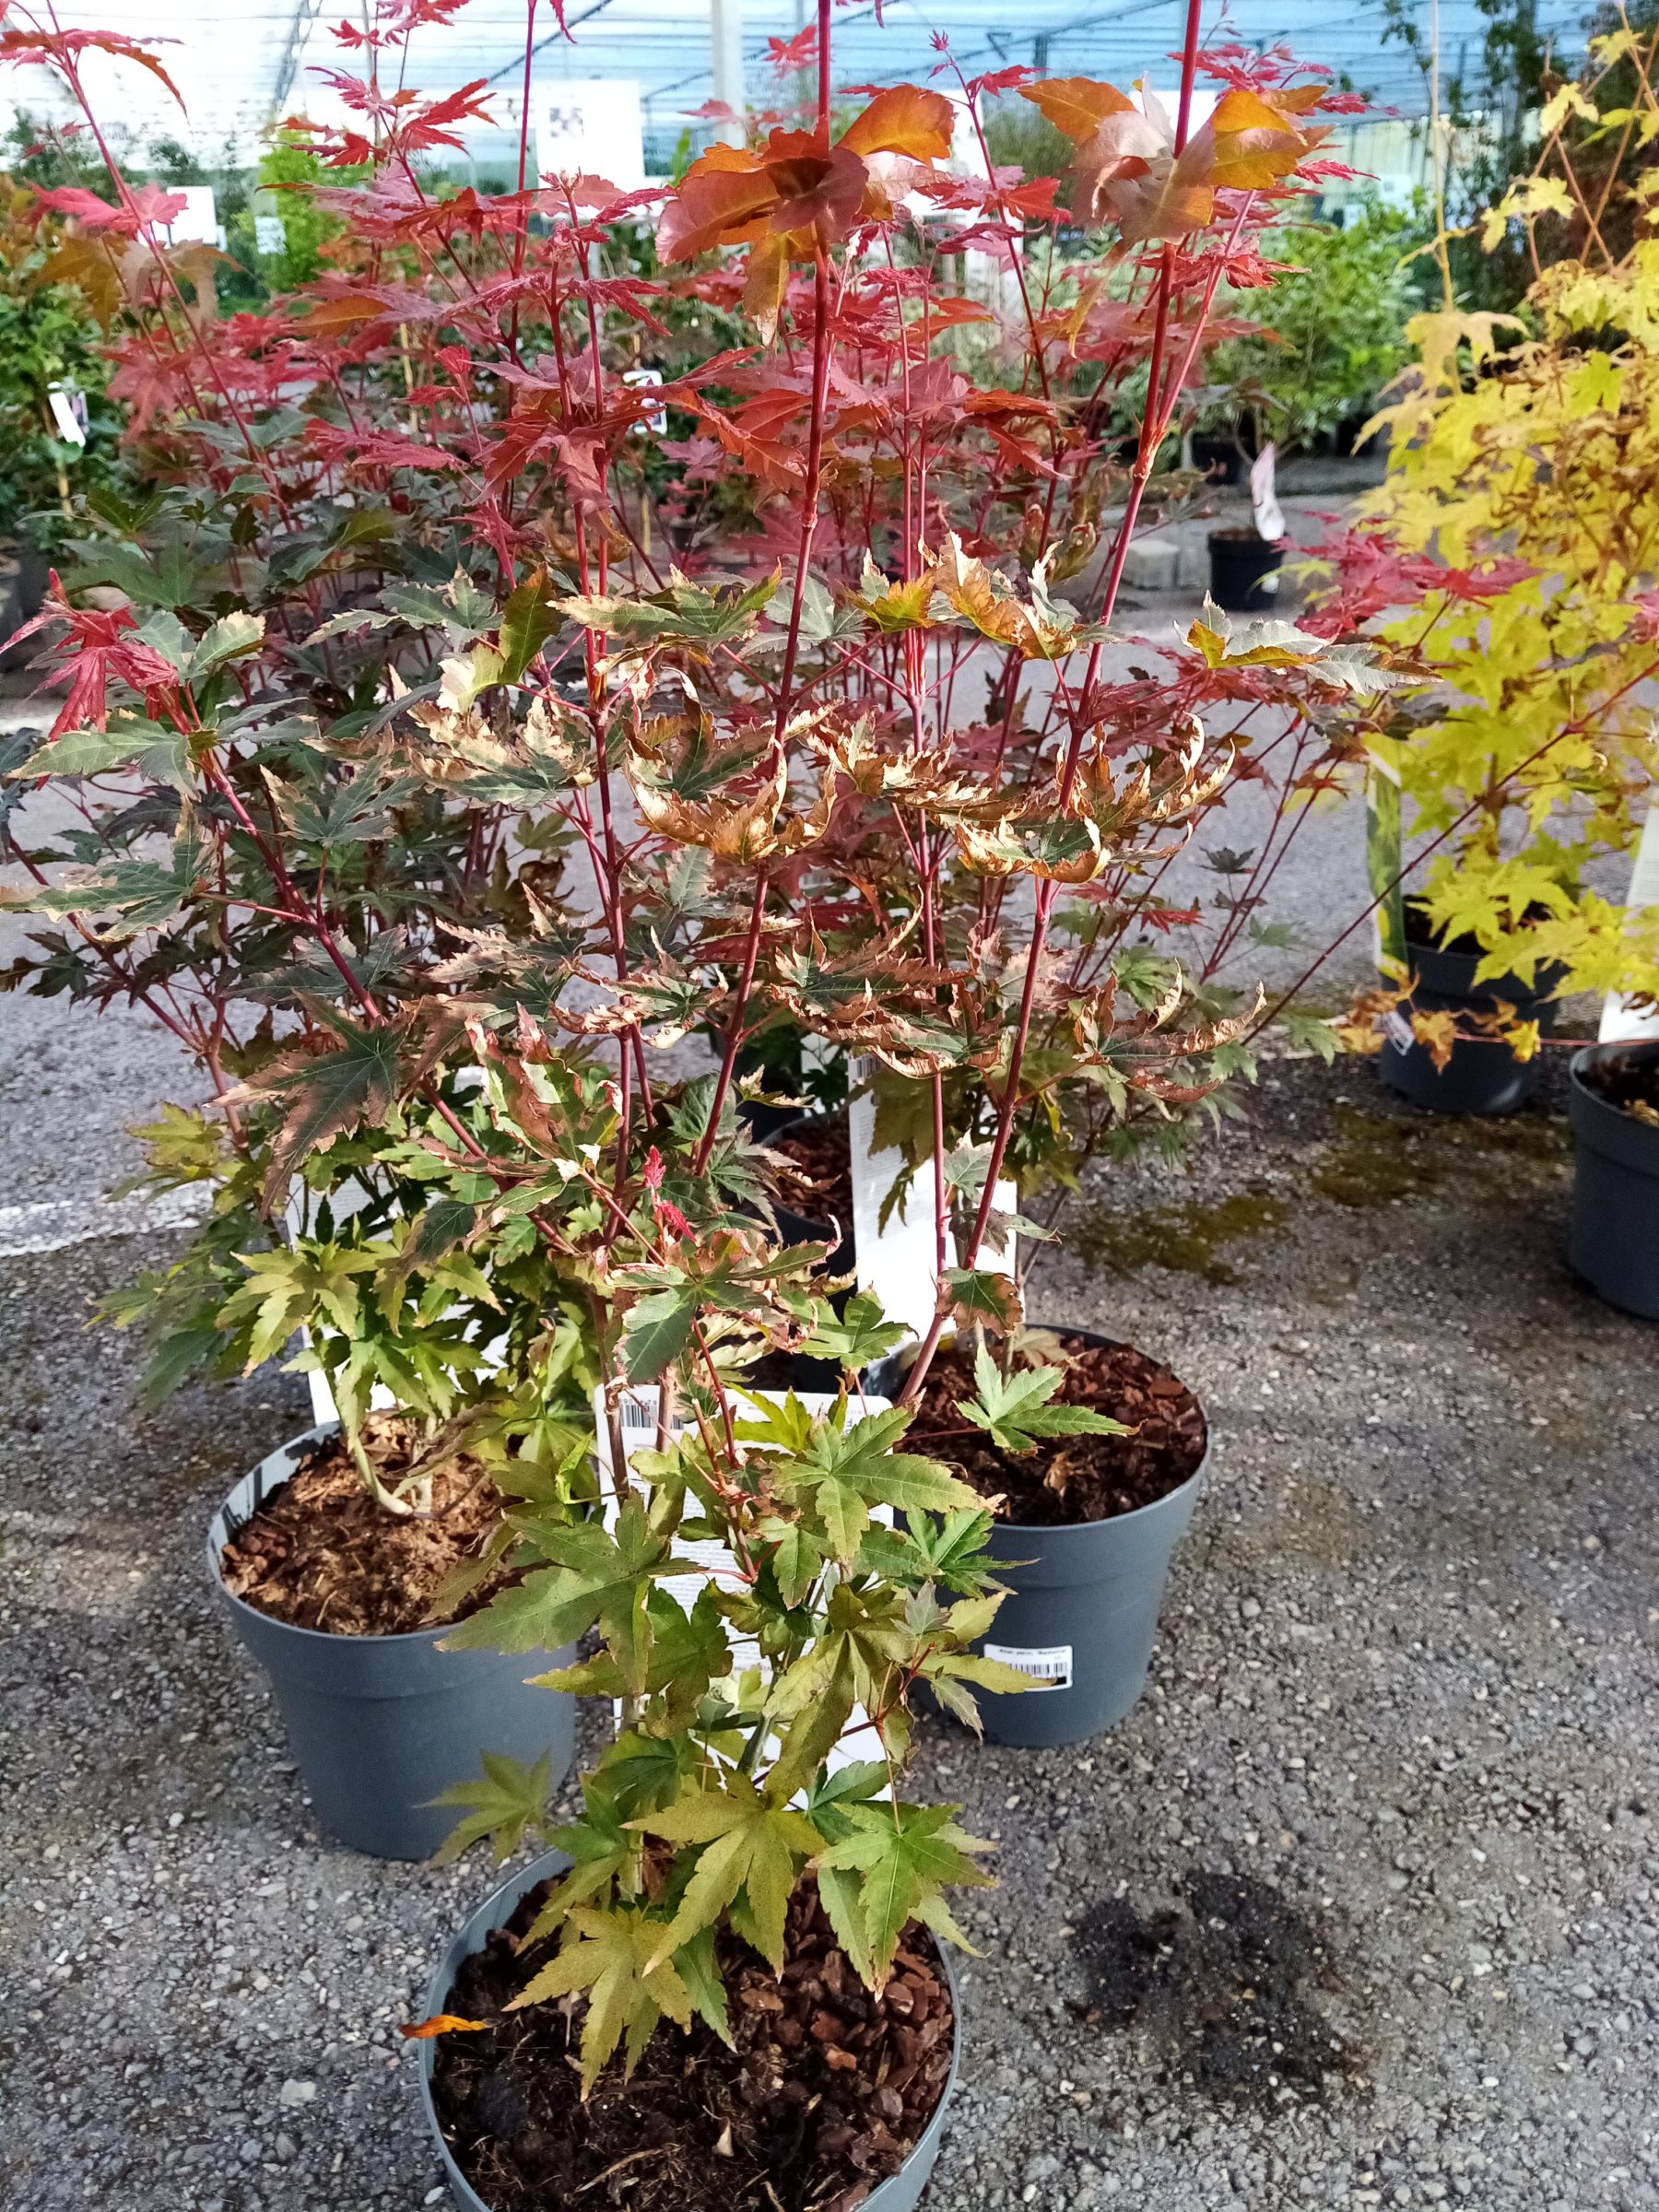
3, 1055, 1656, 2212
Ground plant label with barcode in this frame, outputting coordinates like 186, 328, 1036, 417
982, 1641, 1074, 1692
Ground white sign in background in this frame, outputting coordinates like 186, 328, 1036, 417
534, 77, 645, 191
154, 184, 220, 248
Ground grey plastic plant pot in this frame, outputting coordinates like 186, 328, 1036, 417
870, 1331, 1207, 1748
1380, 934, 1559, 1116
1569, 1041, 1659, 1320
208, 1427, 576, 1861
418, 1849, 962, 2212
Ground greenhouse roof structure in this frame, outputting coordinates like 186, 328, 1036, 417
6, 0, 1591, 172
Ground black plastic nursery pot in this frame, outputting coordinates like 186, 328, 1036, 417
208, 1427, 575, 1861
871, 1330, 1206, 1748
418, 1850, 962, 2212
1191, 433, 1248, 486
1568, 1041, 1659, 1320
1380, 920, 1560, 1117
1207, 528, 1284, 613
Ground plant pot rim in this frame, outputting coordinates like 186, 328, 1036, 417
872, 1325, 1209, 1537
988, 1446, 1208, 1539
1570, 1039, 1659, 1123
207, 1420, 474, 1652
1207, 526, 1285, 547
416, 1847, 964, 2212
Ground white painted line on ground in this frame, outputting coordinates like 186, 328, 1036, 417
0, 1185, 210, 1258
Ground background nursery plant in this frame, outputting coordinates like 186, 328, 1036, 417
1312, 21, 1659, 1079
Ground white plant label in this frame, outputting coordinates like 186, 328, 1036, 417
1601, 802, 1659, 1042
1250, 441, 1286, 543
594, 1382, 893, 1786
847, 1055, 1016, 1345
47, 382, 87, 447
622, 367, 667, 436
534, 77, 645, 190
1379, 1007, 1415, 1052
983, 1641, 1074, 1692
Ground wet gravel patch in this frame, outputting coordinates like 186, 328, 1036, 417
3, 1053, 1657, 2210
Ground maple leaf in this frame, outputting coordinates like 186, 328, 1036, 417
634, 1778, 823, 1971
853, 554, 946, 632
233, 1019, 404, 1203
511, 1904, 693, 2092
933, 537, 1102, 660
427, 1748, 554, 1866
398, 2014, 488, 2040
770, 1403, 981, 1563
1018, 76, 1138, 140
537, 1587, 732, 1734
837, 84, 955, 162
440, 1499, 677, 1694
0, 26, 184, 110
957, 1341, 1130, 1454
816, 1801, 994, 1986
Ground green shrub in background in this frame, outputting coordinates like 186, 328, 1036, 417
1200, 199, 1429, 455
0, 171, 120, 558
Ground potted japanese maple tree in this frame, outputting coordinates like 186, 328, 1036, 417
1308, 45, 1659, 1118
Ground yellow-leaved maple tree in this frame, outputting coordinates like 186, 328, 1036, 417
1315, 22, 1659, 1030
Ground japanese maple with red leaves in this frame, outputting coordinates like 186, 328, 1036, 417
0, 0, 1399, 2195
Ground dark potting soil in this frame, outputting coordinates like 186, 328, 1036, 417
429, 1877, 954, 2212
219, 1418, 511, 1635
906, 1335, 1206, 1527
771, 1112, 854, 1232
1581, 1048, 1659, 1127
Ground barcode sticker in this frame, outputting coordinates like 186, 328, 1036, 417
983, 1641, 1074, 1692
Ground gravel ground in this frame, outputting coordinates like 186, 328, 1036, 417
4, 1051, 1656, 2211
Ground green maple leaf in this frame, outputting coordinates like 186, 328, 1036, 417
496, 569, 562, 683
427, 1748, 553, 1867
219, 1241, 381, 1368
261, 1019, 404, 1198
562, 569, 779, 649
798, 1291, 911, 1371
14, 715, 194, 788
754, 1514, 824, 1611
671, 1922, 734, 2048
440, 1500, 673, 1690
633, 1777, 822, 1972
623, 1279, 699, 1381
958, 1342, 1129, 1455
534, 1585, 730, 1730
190, 610, 265, 679
770, 1583, 915, 1734
772, 1404, 981, 1556
856, 1507, 998, 1595
512, 1905, 692, 2092
815, 1800, 994, 1984
530, 1779, 639, 1927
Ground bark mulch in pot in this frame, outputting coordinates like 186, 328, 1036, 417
218, 1416, 510, 1635
771, 1112, 854, 1230
905, 1334, 1206, 1527
429, 1877, 953, 2212
1581, 1049, 1659, 1125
